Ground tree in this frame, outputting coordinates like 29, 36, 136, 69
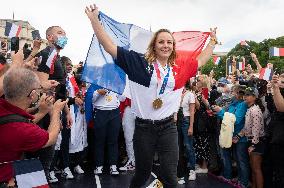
202, 36, 284, 79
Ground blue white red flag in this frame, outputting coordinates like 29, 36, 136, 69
238, 61, 245, 71
213, 56, 221, 65
82, 12, 209, 94
4, 22, 21, 38
259, 68, 273, 81
46, 48, 58, 74
269, 47, 284, 57
13, 159, 49, 188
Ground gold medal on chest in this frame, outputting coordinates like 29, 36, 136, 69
152, 98, 163, 109
106, 95, 113, 102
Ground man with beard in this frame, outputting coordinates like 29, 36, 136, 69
26, 26, 73, 182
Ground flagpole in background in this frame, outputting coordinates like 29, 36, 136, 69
12, 12, 15, 20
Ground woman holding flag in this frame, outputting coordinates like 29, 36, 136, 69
85, 4, 217, 188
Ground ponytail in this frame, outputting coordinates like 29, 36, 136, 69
255, 98, 265, 112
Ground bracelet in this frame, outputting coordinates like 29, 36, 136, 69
235, 134, 241, 140
209, 43, 215, 48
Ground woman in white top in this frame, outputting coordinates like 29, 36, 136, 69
180, 81, 197, 180
85, 4, 217, 188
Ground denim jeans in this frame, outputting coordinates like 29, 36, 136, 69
181, 117, 196, 170
129, 118, 178, 188
220, 142, 250, 187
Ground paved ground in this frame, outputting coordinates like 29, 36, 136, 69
50, 170, 233, 188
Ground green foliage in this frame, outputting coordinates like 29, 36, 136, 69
201, 36, 284, 79
200, 57, 226, 79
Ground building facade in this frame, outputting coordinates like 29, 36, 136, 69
0, 19, 48, 56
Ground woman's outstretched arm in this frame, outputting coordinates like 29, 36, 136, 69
85, 4, 117, 58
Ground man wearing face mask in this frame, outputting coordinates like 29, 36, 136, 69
0, 68, 68, 187
26, 26, 72, 180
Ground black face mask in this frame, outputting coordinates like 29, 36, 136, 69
28, 92, 40, 108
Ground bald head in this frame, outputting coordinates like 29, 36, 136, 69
3, 68, 40, 100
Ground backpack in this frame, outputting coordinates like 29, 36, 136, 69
0, 114, 30, 125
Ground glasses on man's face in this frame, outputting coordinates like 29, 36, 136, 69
27, 86, 43, 97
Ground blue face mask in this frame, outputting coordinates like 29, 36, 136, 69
55, 36, 68, 49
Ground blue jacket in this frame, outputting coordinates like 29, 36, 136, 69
85, 84, 103, 124
217, 98, 248, 142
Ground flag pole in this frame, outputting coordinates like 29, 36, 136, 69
13, 11, 14, 20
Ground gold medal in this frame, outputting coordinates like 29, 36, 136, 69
152, 98, 163, 109
105, 95, 113, 102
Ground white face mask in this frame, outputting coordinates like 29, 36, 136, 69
217, 87, 223, 93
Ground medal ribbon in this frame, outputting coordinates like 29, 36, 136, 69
153, 63, 171, 97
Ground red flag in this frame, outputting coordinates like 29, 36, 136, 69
174, 31, 210, 59
172, 31, 210, 89
213, 56, 221, 65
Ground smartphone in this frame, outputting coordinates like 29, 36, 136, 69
31, 30, 41, 40
10, 37, 19, 53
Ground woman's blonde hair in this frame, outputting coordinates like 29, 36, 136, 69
145, 29, 177, 67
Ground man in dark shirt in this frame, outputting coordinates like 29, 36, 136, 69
27, 26, 72, 180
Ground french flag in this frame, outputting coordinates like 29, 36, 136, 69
82, 12, 152, 95
259, 68, 273, 81
4, 22, 22, 38
213, 56, 221, 65
269, 47, 284, 57
13, 159, 49, 188
238, 61, 245, 71
240, 40, 249, 47
82, 12, 209, 95
46, 48, 58, 74
67, 74, 79, 97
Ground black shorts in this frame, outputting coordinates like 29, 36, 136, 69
251, 141, 265, 155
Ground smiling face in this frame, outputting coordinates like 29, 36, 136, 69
154, 32, 174, 61
66, 62, 73, 73
145, 29, 176, 66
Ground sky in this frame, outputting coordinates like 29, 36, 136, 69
1, 0, 283, 64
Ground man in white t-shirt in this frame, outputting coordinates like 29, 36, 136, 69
92, 89, 121, 176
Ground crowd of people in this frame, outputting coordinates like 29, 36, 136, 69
0, 3, 284, 188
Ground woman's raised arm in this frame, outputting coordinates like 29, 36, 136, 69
85, 4, 117, 58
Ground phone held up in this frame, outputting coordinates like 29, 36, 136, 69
10, 37, 19, 53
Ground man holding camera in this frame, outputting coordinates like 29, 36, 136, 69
0, 68, 68, 187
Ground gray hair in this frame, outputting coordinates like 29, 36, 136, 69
3, 68, 40, 100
